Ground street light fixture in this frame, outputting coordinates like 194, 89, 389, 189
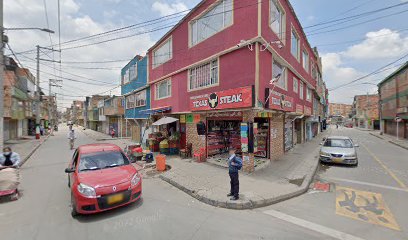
3, 27, 55, 34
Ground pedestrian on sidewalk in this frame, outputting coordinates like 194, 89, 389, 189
110, 128, 116, 138
0, 147, 21, 168
227, 148, 242, 201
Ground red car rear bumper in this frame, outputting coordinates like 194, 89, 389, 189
73, 181, 142, 215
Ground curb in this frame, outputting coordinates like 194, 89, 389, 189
369, 133, 408, 150
19, 135, 51, 167
369, 132, 384, 140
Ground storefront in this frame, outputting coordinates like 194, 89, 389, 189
254, 116, 269, 158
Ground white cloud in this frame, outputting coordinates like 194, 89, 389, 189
151, 1, 188, 17
4, 0, 155, 109
343, 29, 408, 60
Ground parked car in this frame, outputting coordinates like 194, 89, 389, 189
319, 136, 359, 166
65, 143, 142, 217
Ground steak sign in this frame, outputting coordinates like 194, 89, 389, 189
190, 86, 253, 111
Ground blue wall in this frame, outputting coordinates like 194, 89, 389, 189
121, 56, 150, 119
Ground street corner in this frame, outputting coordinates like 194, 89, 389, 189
335, 186, 401, 231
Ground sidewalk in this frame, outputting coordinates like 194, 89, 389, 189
160, 131, 330, 210
4, 135, 50, 167
369, 132, 408, 150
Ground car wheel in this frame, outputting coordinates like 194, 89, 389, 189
71, 194, 78, 217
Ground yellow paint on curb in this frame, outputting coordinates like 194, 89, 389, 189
361, 143, 407, 189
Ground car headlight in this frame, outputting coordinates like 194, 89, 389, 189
77, 183, 96, 198
344, 153, 356, 158
131, 172, 141, 187
320, 151, 331, 157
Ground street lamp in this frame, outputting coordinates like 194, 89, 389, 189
3, 27, 55, 34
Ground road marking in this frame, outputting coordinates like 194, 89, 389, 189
325, 177, 408, 193
336, 186, 400, 231
361, 143, 407, 189
263, 209, 366, 240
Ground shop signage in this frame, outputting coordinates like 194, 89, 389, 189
186, 114, 194, 123
304, 106, 312, 116
193, 114, 200, 123
268, 91, 294, 112
253, 122, 258, 153
296, 104, 304, 114
180, 115, 186, 123
240, 123, 249, 153
207, 111, 242, 118
190, 86, 253, 111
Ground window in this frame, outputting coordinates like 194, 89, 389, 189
155, 79, 171, 99
270, 0, 285, 39
129, 63, 138, 81
190, 0, 233, 46
153, 37, 172, 67
189, 59, 218, 90
126, 94, 135, 109
272, 58, 286, 90
311, 64, 317, 80
293, 77, 298, 93
122, 68, 130, 85
299, 82, 304, 99
306, 87, 311, 101
135, 90, 147, 107
291, 29, 299, 60
302, 50, 309, 72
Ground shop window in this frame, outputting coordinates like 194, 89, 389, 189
190, 0, 233, 46
153, 37, 172, 67
189, 59, 218, 90
207, 120, 241, 156
155, 79, 171, 99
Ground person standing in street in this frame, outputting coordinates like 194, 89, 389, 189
67, 129, 77, 150
227, 148, 242, 201
110, 127, 116, 138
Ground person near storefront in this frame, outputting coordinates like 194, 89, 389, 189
227, 148, 242, 201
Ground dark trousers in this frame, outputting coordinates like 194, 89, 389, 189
229, 172, 239, 197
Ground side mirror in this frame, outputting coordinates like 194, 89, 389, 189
65, 167, 75, 173
322, 137, 326, 141
354, 144, 359, 147
319, 143, 323, 145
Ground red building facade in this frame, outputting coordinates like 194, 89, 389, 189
147, 0, 327, 170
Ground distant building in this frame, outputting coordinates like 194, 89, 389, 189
329, 103, 352, 118
352, 94, 379, 129
378, 61, 408, 139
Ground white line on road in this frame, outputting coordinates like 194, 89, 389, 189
324, 177, 408, 193
263, 209, 366, 240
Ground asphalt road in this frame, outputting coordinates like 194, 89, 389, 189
1, 126, 407, 240
259, 126, 408, 240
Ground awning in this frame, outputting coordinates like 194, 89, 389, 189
152, 117, 179, 126
139, 106, 171, 115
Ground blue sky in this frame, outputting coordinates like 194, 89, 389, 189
4, 0, 408, 108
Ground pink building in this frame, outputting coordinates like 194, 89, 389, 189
147, 0, 327, 170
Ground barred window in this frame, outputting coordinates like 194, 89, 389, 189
189, 59, 218, 90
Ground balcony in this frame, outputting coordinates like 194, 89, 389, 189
104, 106, 124, 116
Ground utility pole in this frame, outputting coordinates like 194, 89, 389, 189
35, 45, 60, 139
48, 79, 62, 128
0, 0, 4, 150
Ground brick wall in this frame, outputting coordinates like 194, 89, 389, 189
186, 114, 206, 155
270, 113, 284, 161
243, 110, 256, 173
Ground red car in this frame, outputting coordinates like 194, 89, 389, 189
65, 143, 142, 217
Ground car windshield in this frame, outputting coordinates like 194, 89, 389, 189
78, 151, 129, 172
323, 139, 353, 148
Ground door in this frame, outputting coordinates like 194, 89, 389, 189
132, 125, 141, 143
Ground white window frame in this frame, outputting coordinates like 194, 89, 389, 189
299, 81, 304, 99
302, 50, 309, 73
135, 90, 147, 107
153, 37, 172, 68
269, 0, 285, 41
272, 58, 287, 90
188, 59, 219, 91
155, 79, 172, 100
190, 0, 233, 47
122, 68, 130, 85
291, 27, 300, 61
126, 94, 135, 109
293, 77, 298, 93
306, 87, 312, 102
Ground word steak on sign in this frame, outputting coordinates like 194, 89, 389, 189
190, 86, 253, 111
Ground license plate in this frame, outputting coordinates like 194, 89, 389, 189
333, 158, 343, 163
107, 193, 124, 205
